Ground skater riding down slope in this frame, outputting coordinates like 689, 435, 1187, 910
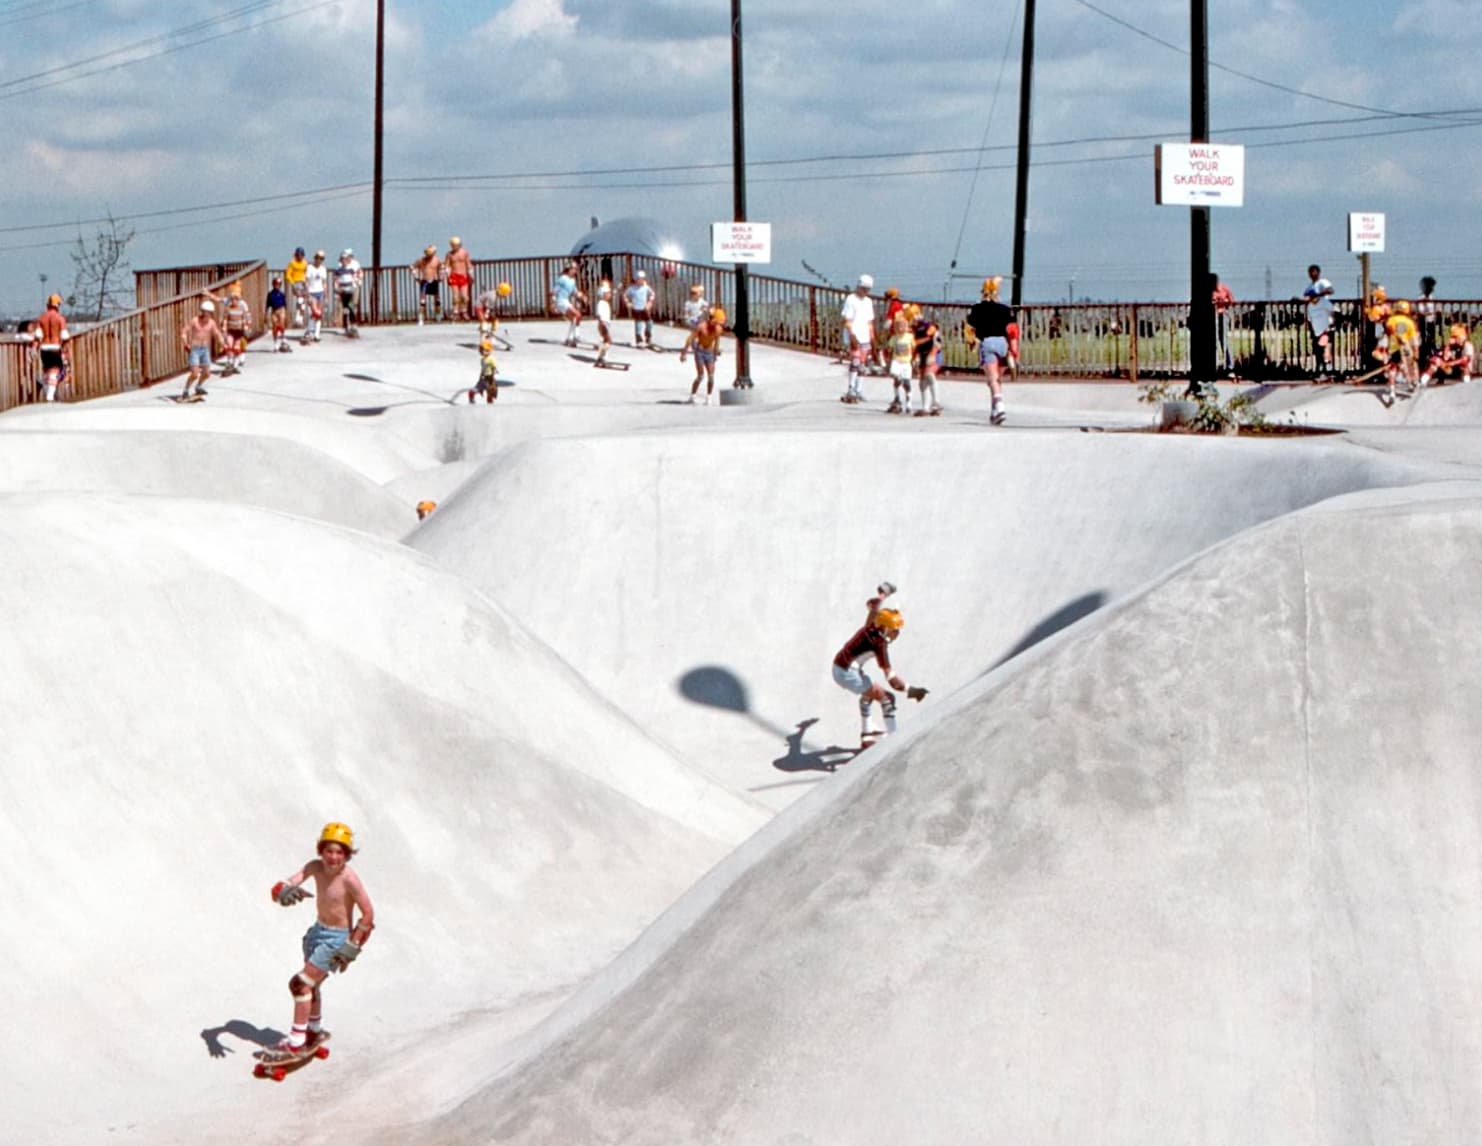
831, 582, 928, 749
261, 822, 376, 1063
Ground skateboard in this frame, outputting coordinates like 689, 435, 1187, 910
252, 1032, 331, 1082
593, 358, 630, 371
175, 393, 205, 404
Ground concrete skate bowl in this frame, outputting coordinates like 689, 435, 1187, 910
1254, 376, 1482, 428
0, 428, 408, 536
0, 494, 764, 1145
411, 429, 1460, 804
405, 482, 1482, 1146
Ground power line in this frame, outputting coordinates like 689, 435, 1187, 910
1070, 0, 1465, 123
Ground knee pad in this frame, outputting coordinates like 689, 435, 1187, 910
289, 974, 315, 1002
881, 691, 898, 719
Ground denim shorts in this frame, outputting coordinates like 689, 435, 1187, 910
978, 336, 1010, 366
832, 662, 874, 695
302, 922, 351, 972
188, 346, 211, 369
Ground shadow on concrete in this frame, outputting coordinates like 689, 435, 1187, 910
200, 1019, 285, 1060
990, 590, 1109, 671
770, 717, 861, 774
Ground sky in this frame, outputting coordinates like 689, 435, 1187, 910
4, 0, 1482, 314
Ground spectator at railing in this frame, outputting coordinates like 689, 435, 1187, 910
445, 237, 474, 321
1212, 273, 1235, 374
1416, 276, 1440, 356
412, 245, 442, 325
28, 294, 70, 402
1300, 263, 1335, 379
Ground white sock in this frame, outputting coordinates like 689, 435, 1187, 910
44, 381, 57, 401
288, 1026, 307, 1047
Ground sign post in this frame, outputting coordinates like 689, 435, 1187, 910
1347, 212, 1386, 362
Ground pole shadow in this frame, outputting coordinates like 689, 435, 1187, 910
989, 590, 1109, 671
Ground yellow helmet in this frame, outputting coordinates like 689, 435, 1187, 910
228, 282, 243, 296
710, 306, 727, 324
873, 607, 904, 637
449, 236, 462, 248
416, 500, 437, 519
480, 339, 494, 353
46, 293, 62, 308
318, 822, 355, 851
903, 303, 922, 322
496, 281, 513, 297
1371, 284, 1387, 303
425, 244, 437, 256
1392, 299, 1411, 315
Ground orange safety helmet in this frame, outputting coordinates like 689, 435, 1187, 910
873, 607, 904, 638
318, 821, 355, 852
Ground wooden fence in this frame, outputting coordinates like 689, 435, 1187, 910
6, 252, 1481, 412
2, 261, 266, 413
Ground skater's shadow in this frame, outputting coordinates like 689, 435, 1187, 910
771, 717, 860, 774
200, 1019, 285, 1060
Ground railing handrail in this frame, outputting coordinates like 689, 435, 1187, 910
5, 252, 1476, 412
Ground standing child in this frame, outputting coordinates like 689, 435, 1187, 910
303, 250, 329, 343
260, 822, 375, 1063
624, 269, 657, 348
594, 282, 614, 366
445, 236, 474, 321
334, 250, 362, 337
885, 314, 916, 414
551, 263, 585, 346
220, 282, 253, 372
682, 282, 709, 333
1382, 300, 1420, 403
830, 582, 927, 749
412, 244, 442, 325
266, 276, 291, 352
909, 304, 943, 416
468, 339, 499, 403
681, 306, 725, 403
28, 293, 70, 402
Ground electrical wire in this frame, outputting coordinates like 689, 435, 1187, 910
947, 1, 1022, 277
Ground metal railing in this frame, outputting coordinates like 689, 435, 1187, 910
1, 262, 266, 412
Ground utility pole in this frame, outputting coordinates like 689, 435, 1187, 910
370, 0, 385, 323
1011, 0, 1036, 308
1187, 0, 1214, 396
729, 0, 753, 389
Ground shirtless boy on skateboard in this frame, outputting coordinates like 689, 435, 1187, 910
831, 582, 928, 749
259, 822, 376, 1066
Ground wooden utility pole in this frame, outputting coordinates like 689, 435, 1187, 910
1187, 0, 1215, 395
370, 0, 385, 323
730, 0, 753, 388
1011, 0, 1036, 308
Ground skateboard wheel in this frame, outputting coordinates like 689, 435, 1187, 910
272, 1067, 286, 1082
315, 1046, 330, 1060
254, 1065, 266, 1078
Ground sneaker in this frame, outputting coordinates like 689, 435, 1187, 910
686, 395, 696, 405
885, 400, 902, 414
930, 404, 942, 416
417, 316, 424, 327
705, 393, 713, 406
913, 409, 929, 418
990, 405, 1007, 425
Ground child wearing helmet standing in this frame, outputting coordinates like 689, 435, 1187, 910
964, 276, 1017, 425
831, 583, 928, 749
909, 303, 944, 416
681, 307, 725, 404
334, 250, 362, 337
594, 282, 614, 366
219, 283, 252, 373
469, 339, 499, 402
445, 236, 474, 321
261, 822, 376, 1063
840, 274, 876, 403
28, 294, 70, 402
412, 244, 442, 325
266, 276, 291, 352
885, 314, 916, 415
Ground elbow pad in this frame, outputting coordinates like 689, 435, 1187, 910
1006, 322, 1020, 341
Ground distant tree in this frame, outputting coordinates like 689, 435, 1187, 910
70, 210, 135, 319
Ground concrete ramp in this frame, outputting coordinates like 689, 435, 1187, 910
0, 494, 765, 1144
419, 482, 1482, 1146
413, 430, 1454, 805
0, 428, 409, 536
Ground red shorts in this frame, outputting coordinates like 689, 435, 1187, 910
448, 273, 470, 289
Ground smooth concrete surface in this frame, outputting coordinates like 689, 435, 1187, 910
414, 484, 1482, 1146
5, 319, 1481, 1144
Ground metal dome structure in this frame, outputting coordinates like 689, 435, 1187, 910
570, 217, 685, 263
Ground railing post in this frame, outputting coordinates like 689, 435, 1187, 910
1129, 303, 1139, 383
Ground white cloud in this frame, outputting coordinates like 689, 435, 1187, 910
477, 0, 579, 43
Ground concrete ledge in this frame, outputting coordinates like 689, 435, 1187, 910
719, 387, 764, 407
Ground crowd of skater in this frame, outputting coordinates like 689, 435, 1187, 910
20, 247, 1481, 413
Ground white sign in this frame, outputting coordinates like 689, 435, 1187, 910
1155, 142, 1246, 207
1347, 212, 1386, 253
711, 221, 772, 264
